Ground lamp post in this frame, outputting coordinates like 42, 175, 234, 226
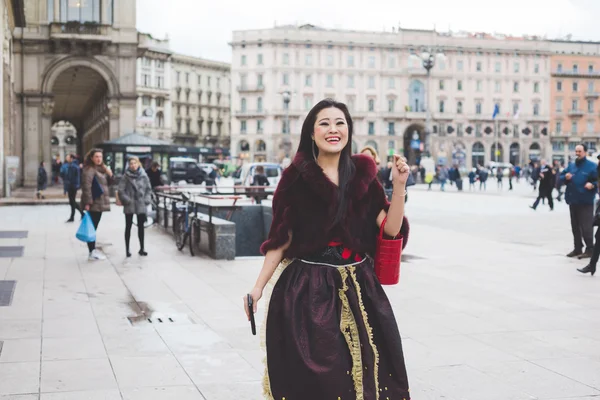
279, 90, 293, 160
412, 50, 444, 160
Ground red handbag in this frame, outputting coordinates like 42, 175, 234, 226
374, 217, 403, 285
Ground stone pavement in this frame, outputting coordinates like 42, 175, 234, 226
0, 186, 599, 400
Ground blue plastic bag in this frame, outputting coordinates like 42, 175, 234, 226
76, 212, 96, 242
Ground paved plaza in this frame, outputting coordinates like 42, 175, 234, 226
0, 182, 599, 399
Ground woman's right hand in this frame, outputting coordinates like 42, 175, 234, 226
84, 204, 90, 211
243, 287, 263, 321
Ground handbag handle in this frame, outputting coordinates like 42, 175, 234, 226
379, 216, 400, 240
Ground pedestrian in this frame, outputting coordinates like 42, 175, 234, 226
244, 99, 411, 399
438, 165, 448, 191
37, 162, 47, 199
250, 165, 269, 205
51, 155, 62, 185
531, 162, 540, 191
145, 161, 163, 191
63, 154, 83, 222
360, 145, 382, 182
578, 156, 600, 276
554, 160, 564, 202
81, 148, 112, 261
468, 168, 477, 190
496, 167, 503, 189
515, 165, 521, 182
560, 144, 597, 259
508, 167, 514, 191
530, 159, 555, 211
117, 156, 152, 257
478, 166, 489, 191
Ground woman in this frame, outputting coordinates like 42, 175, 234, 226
250, 165, 270, 205
81, 148, 112, 261
117, 156, 152, 257
360, 145, 381, 166
37, 162, 47, 199
244, 99, 411, 399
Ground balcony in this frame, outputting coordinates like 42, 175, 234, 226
237, 84, 265, 93
585, 91, 600, 99
380, 111, 403, 119
235, 109, 266, 118
568, 109, 585, 117
433, 112, 453, 121
525, 114, 548, 123
405, 111, 426, 120
553, 69, 600, 77
49, 22, 111, 41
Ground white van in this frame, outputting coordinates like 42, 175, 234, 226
233, 163, 283, 195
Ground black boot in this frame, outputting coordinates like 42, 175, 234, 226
577, 264, 596, 276
138, 249, 148, 256
566, 250, 583, 258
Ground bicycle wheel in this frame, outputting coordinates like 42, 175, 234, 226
174, 214, 187, 251
189, 218, 201, 257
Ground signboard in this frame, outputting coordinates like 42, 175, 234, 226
125, 146, 152, 153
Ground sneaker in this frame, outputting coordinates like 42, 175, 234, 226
88, 250, 107, 261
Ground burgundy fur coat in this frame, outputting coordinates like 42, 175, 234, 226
261, 152, 410, 259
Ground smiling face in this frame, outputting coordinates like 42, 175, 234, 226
312, 107, 349, 156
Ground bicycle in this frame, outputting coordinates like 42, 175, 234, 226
133, 191, 158, 228
172, 193, 201, 256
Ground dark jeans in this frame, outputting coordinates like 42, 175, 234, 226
125, 214, 146, 252
87, 211, 102, 252
533, 189, 554, 210
569, 204, 594, 253
589, 227, 600, 269
68, 187, 82, 220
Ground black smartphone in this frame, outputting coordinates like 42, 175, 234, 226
247, 294, 256, 336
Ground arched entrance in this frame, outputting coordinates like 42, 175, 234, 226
509, 143, 520, 165
403, 123, 425, 165
50, 121, 78, 161
490, 143, 504, 163
529, 142, 541, 162
255, 139, 267, 162
472, 142, 485, 168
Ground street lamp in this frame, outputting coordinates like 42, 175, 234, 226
411, 49, 445, 159
279, 90, 295, 159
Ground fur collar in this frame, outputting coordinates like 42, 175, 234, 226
291, 152, 378, 201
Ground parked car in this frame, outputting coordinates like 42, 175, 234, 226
233, 163, 283, 196
169, 157, 207, 185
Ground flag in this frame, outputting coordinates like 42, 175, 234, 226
493, 104, 499, 119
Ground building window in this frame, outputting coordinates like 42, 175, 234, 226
58, 0, 105, 23
557, 81, 562, 91
495, 61, 502, 73
457, 101, 463, 114
588, 100, 594, 113
241, 55, 247, 65
326, 74, 334, 88
572, 99, 578, 110
573, 64, 579, 73
240, 74, 247, 88
534, 63, 540, 73
240, 98, 246, 112
347, 75, 355, 88
185, 73, 189, 84
305, 54, 312, 66
327, 54, 334, 66
534, 82, 539, 93
475, 123, 482, 136
556, 122, 562, 133
156, 97, 164, 107
571, 121, 578, 133
476, 80, 482, 92
368, 76, 375, 89
306, 75, 313, 87
240, 120, 247, 134
257, 54, 263, 65
283, 73, 289, 85
283, 53, 289, 65
256, 73, 263, 87
514, 62, 520, 73
513, 102, 519, 116
304, 96, 313, 111
388, 78, 395, 89
573, 82, 579, 92
142, 96, 150, 106
388, 99, 395, 112
513, 82, 519, 92
368, 56, 375, 68
476, 61, 482, 72
142, 74, 151, 87
533, 103, 539, 116
556, 99, 562, 112
495, 81, 501, 93
368, 99, 375, 112
475, 102, 482, 114
557, 63, 563, 72
197, 74, 202, 86
176, 121, 181, 133
439, 100, 445, 113
589, 81, 595, 92
439, 80, 445, 90
457, 60, 464, 71
457, 80, 463, 91
348, 55, 355, 67
587, 120, 594, 132
388, 56, 395, 68
368, 122, 375, 135
156, 76, 164, 88
257, 120, 264, 134
176, 71, 180, 83
257, 97, 263, 112
388, 122, 395, 135
142, 58, 151, 67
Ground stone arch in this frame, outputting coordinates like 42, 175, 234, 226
472, 141, 485, 167
41, 56, 119, 97
403, 123, 425, 164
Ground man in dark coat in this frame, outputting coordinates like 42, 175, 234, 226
530, 160, 555, 211
146, 161, 163, 190
64, 154, 83, 222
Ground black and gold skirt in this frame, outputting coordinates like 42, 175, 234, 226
262, 249, 410, 400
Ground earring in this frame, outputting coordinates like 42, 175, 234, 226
312, 139, 318, 160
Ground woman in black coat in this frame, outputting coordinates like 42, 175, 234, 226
37, 162, 48, 199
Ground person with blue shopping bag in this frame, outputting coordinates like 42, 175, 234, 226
80, 148, 112, 261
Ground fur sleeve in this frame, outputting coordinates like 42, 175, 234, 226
260, 166, 299, 255
369, 179, 410, 250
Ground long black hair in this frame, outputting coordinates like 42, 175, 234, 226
297, 98, 356, 228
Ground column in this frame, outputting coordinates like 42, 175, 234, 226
54, 0, 60, 21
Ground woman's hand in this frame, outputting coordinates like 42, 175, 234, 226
243, 287, 263, 321
391, 155, 410, 186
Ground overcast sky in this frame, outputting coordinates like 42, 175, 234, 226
136, 0, 598, 63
